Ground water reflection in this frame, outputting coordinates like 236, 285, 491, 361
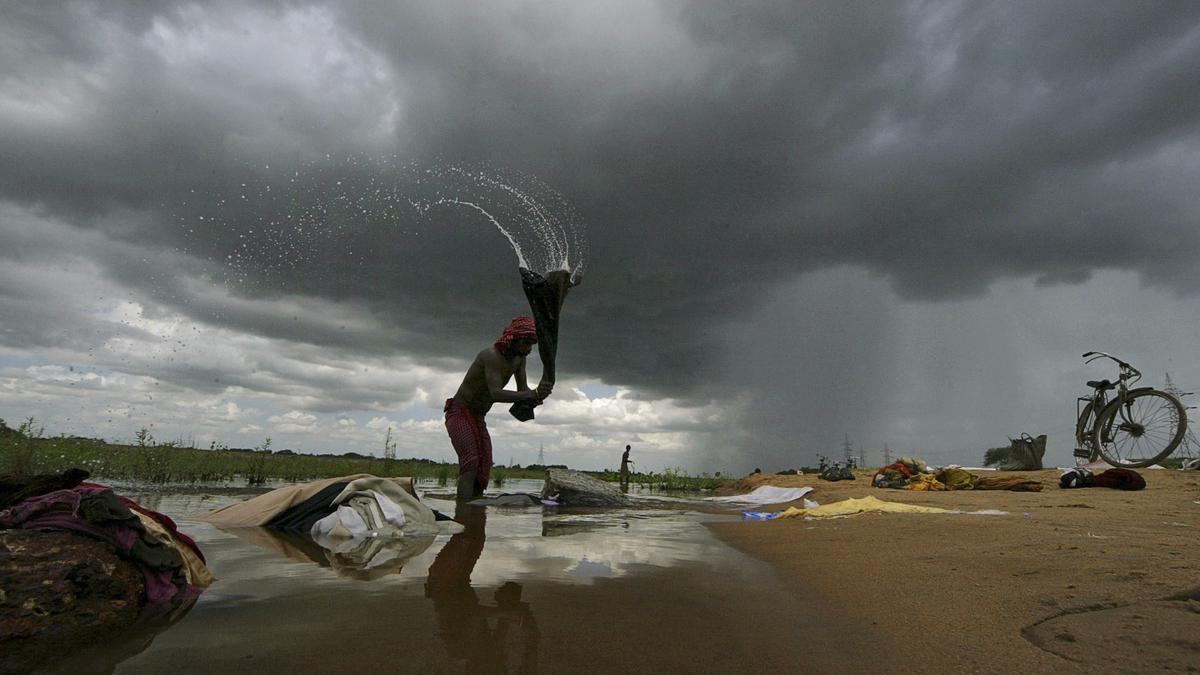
426, 503, 540, 672
216, 526, 438, 581
29, 598, 197, 675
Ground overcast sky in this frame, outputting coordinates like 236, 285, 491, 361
3, 1, 1200, 473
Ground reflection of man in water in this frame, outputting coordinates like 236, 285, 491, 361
445, 316, 553, 500
425, 503, 540, 671
619, 444, 634, 492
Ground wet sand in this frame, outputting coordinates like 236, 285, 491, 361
707, 469, 1200, 673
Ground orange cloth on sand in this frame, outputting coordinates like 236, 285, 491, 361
974, 476, 1043, 492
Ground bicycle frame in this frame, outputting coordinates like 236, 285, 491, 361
1075, 351, 1142, 457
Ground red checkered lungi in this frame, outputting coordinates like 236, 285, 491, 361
444, 398, 492, 491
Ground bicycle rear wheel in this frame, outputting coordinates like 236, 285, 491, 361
1093, 389, 1186, 468
1074, 401, 1101, 462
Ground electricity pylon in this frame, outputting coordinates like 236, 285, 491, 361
1164, 373, 1198, 459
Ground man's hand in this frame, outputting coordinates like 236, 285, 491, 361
536, 381, 553, 399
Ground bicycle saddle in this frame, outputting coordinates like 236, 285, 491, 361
1087, 379, 1116, 391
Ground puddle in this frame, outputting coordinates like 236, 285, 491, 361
54, 479, 829, 671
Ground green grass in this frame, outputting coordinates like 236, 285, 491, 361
0, 418, 732, 490
591, 466, 728, 491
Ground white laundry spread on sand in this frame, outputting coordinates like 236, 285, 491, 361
706, 486, 815, 505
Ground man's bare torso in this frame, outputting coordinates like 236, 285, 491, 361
452, 347, 524, 416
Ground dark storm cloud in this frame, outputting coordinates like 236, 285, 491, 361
5, 0, 1200, 422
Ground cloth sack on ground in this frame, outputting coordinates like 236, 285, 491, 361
984, 433, 1046, 470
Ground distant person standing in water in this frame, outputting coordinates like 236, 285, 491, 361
619, 444, 634, 492
446, 316, 553, 500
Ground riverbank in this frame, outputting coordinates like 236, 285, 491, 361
707, 469, 1200, 673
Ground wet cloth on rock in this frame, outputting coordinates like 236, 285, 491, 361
707, 486, 815, 505
133, 511, 215, 589
118, 495, 205, 564
196, 474, 416, 526
0, 485, 193, 606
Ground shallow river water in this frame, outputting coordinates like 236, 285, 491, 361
57, 479, 823, 672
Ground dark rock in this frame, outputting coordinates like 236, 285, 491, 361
0, 530, 144, 674
540, 468, 629, 507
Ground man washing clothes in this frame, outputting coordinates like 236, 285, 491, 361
445, 316, 553, 500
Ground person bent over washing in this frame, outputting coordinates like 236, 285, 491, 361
445, 316, 553, 500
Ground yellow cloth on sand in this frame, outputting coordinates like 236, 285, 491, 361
906, 473, 947, 491
775, 495, 951, 519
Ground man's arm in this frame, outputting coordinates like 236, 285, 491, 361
515, 359, 529, 393
485, 354, 539, 403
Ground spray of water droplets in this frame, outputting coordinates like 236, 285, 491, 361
174, 156, 588, 291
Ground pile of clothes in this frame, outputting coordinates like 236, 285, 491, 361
1059, 467, 1146, 490
873, 458, 1043, 492
0, 469, 212, 610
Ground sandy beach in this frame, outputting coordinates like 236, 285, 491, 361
707, 469, 1200, 673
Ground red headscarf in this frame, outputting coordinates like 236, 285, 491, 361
495, 315, 538, 352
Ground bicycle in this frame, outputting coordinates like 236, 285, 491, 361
1074, 351, 1187, 468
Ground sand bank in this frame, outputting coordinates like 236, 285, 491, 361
708, 469, 1200, 673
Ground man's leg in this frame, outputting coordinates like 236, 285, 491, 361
446, 402, 485, 500
456, 469, 479, 500
475, 421, 493, 497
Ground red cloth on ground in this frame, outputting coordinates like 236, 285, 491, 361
874, 463, 914, 480
445, 398, 493, 491
494, 315, 538, 353
1090, 468, 1146, 490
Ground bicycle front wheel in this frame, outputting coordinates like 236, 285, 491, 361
1093, 389, 1186, 468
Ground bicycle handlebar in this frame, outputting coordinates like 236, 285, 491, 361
1082, 351, 1141, 379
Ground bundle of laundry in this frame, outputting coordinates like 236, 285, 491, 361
0, 471, 212, 609
1059, 467, 1146, 490
199, 474, 463, 538
873, 465, 1042, 492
